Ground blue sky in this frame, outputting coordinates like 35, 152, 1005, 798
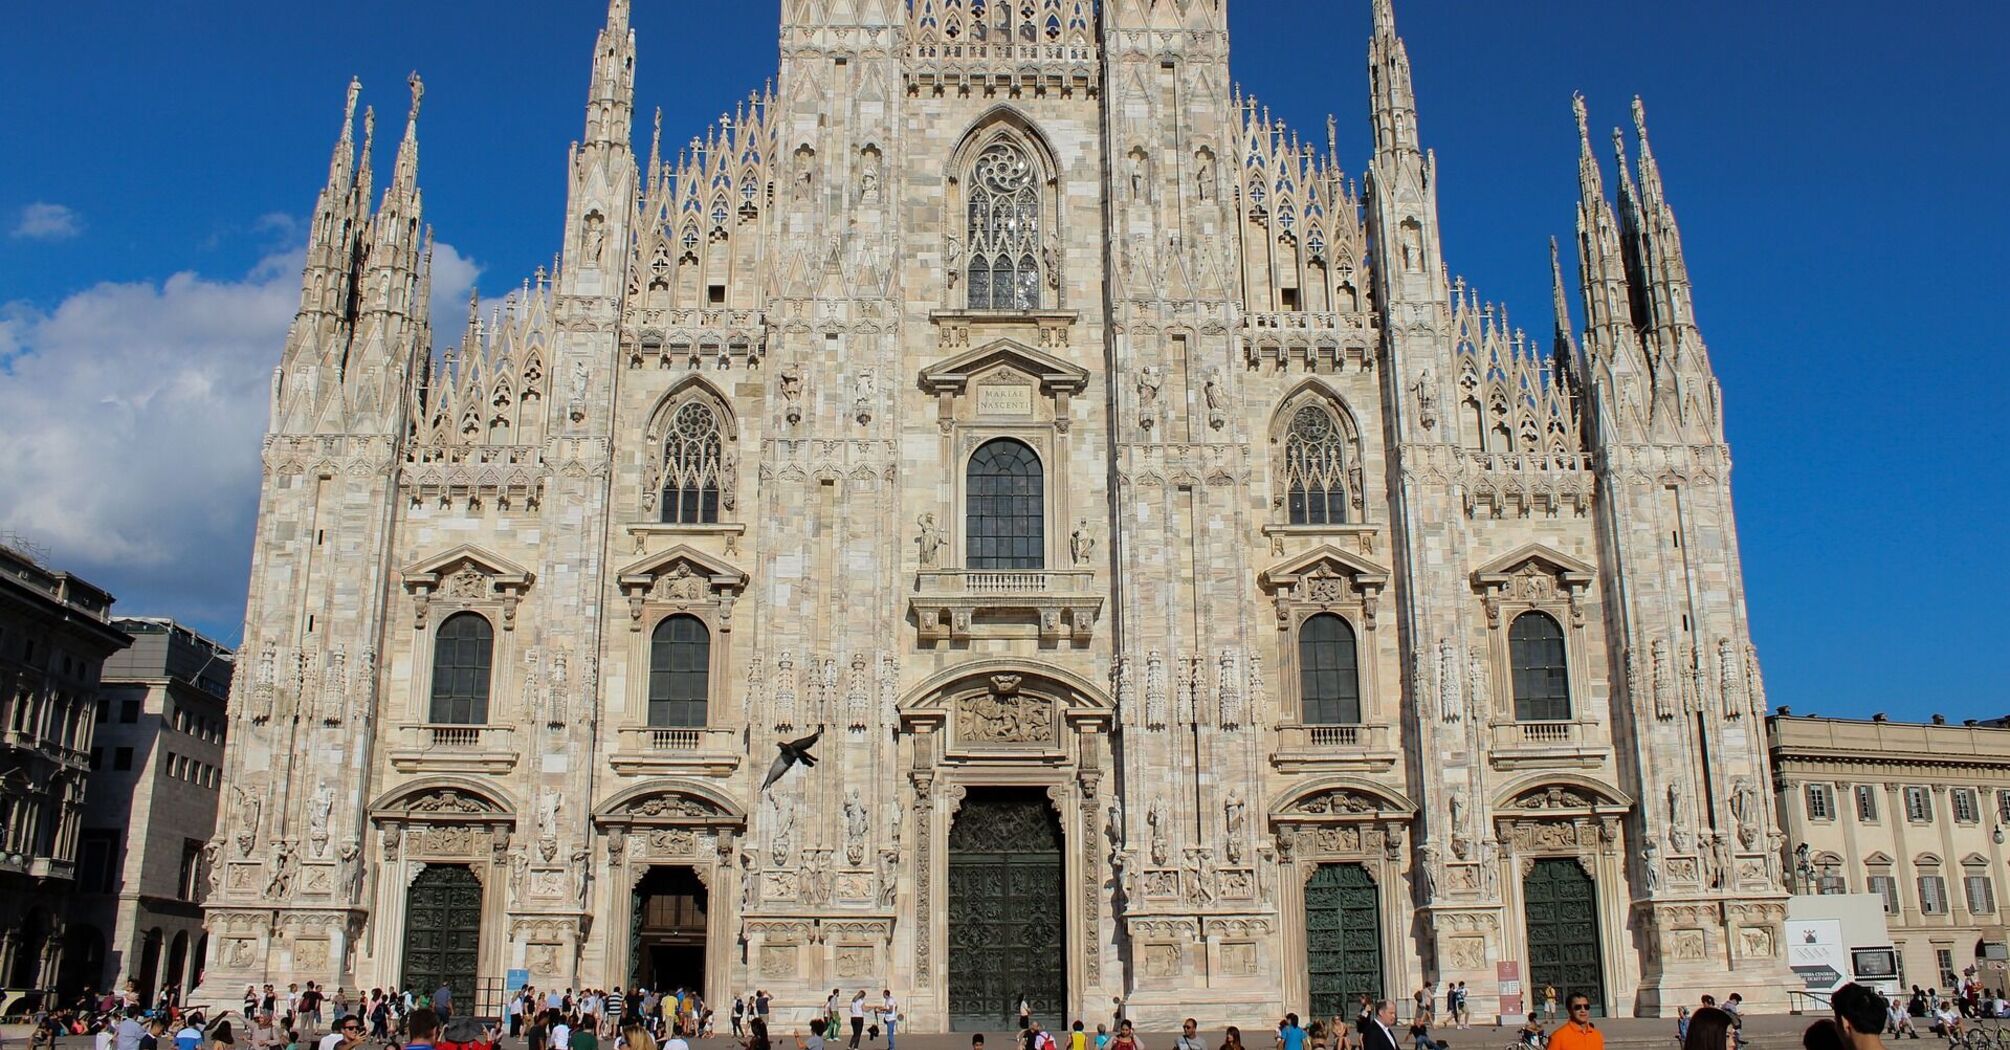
2, 1, 2004, 721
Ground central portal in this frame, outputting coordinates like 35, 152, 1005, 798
948, 788, 1066, 1030
633, 866, 708, 995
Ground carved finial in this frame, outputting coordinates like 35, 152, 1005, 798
1572, 92, 1590, 147
1632, 95, 1649, 138
406, 71, 425, 124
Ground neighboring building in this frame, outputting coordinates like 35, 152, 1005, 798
0, 541, 131, 999
202, 0, 1792, 1024
68, 618, 233, 1005
1770, 714, 2010, 992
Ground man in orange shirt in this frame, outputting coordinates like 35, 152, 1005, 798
1546, 995, 1603, 1050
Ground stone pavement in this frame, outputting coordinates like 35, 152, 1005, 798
0, 1012, 1836, 1050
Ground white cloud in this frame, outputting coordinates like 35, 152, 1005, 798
0, 241, 480, 629
13, 202, 82, 241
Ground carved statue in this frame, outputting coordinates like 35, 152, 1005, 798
307, 783, 335, 857
1146, 799, 1169, 866
1641, 841, 1662, 893
537, 789, 562, 862
233, 786, 262, 858
1136, 366, 1163, 430
878, 848, 898, 908
739, 848, 757, 910
1183, 849, 1214, 906
1448, 789, 1472, 860
770, 793, 796, 867
1413, 367, 1439, 429
338, 841, 363, 898
945, 234, 963, 287
1070, 520, 1095, 566
917, 513, 944, 568
859, 152, 881, 203
582, 211, 606, 267
885, 798, 903, 850
1418, 844, 1441, 900
1667, 783, 1693, 853
853, 369, 875, 423
1223, 791, 1246, 866
1043, 236, 1061, 291
1730, 776, 1761, 849
571, 846, 591, 904
1202, 368, 1228, 430
509, 851, 530, 905
263, 841, 296, 900
844, 790, 869, 867
201, 841, 222, 896
1104, 801, 1125, 858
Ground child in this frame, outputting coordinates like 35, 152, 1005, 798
1070, 1022, 1087, 1050
1094, 1027, 1110, 1050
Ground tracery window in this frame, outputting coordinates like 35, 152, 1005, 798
429, 612, 494, 725
648, 615, 710, 728
660, 400, 724, 525
1285, 405, 1349, 525
966, 142, 1043, 311
1508, 611, 1570, 722
966, 438, 1044, 570
1298, 612, 1362, 726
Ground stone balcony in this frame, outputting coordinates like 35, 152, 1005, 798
910, 568, 1102, 645
386, 723, 522, 774
607, 726, 742, 777
1485, 719, 1606, 770
1270, 723, 1401, 773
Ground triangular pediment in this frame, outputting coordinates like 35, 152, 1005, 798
1258, 544, 1391, 593
402, 544, 533, 588
920, 338, 1090, 395
616, 544, 748, 594
1472, 542, 1596, 588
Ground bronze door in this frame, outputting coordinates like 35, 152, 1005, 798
948, 790, 1065, 1030
1305, 862, 1382, 1019
1523, 857, 1606, 1015
403, 864, 482, 1010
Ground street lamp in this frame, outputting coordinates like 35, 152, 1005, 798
1794, 842, 1814, 894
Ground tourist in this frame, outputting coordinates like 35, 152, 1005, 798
732, 998, 746, 1039
1174, 1020, 1206, 1050
1835, 983, 1892, 1050
757, 991, 772, 1026
1028, 1021, 1057, 1050
745, 1016, 771, 1050
1803, 1021, 1845, 1050
403, 1011, 440, 1050
554, 1011, 575, 1050
1547, 995, 1601, 1050
1453, 984, 1470, 1030
1517, 1015, 1545, 1050
609, 989, 629, 1035
1541, 986, 1558, 1023
1407, 1006, 1435, 1050
1069, 1021, 1087, 1050
1681, 1008, 1734, 1050
622, 1026, 659, 1050
1279, 1014, 1308, 1050
577, 1015, 602, 1050
1095, 1025, 1110, 1050
795, 1019, 826, 1050
1111, 1020, 1142, 1050
849, 992, 869, 1050
880, 991, 901, 1050
1886, 995, 1917, 1040
210, 1021, 238, 1050
1360, 1003, 1398, 1050
117, 1007, 148, 1050
1932, 1001, 1962, 1042
433, 986, 453, 1025
1020, 998, 1033, 1033
143, 1016, 167, 1050
1221, 1028, 1245, 1050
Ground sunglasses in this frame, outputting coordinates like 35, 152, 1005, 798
1568, 1005, 1591, 1013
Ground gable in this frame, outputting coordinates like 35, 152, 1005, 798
920, 338, 1090, 396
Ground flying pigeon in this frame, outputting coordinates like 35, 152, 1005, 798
759, 725, 825, 794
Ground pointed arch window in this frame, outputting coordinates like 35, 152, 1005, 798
1299, 613, 1361, 726
429, 612, 494, 725
966, 141, 1043, 310
966, 438, 1044, 570
1508, 611, 1570, 721
1285, 404, 1350, 525
660, 400, 724, 525
648, 615, 710, 728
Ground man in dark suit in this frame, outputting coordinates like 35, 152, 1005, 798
1361, 1001, 1401, 1050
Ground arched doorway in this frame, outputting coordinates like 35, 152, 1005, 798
633, 866, 708, 994
163, 931, 190, 1004
1305, 863, 1382, 1018
1523, 858, 1606, 1015
402, 864, 482, 1009
136, 927, 163, 1005
11, 909, 54, 988
947, 787, 1064, 1031
58, 924, 106, 997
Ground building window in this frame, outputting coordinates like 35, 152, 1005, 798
1953, 789, 1980, 824
1508, 611, 1570, 722
659, 400, 724, 525
965, 141, 1043, 310
178, 839, 204, 901
647, 615, 710, 728
1967, 873, 1997, 915
1937, 948, 1957, 987
1856, 785, 1880, 823
1998, 791, 2010, 826
113, 747, 133, 771
78, 830, 120, 894
1817, 862, 1847, 895
428, 612, 495, 725
965, 438, 1044, 570
1806, 784, 1836, 821
95, 699, 108, 723
119, 699, 140, 723
1284, 405, 1349, 526
1905, 787, 1934, 824
1868, 874, 1900, 914
1298, 613, 1362, 726
1918, 875, 1949, 915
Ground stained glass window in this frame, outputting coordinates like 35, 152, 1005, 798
966, 142, 1043, 310
660, 400, 724, 525
1285, 405, 1349, 525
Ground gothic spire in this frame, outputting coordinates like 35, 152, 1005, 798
1368, 0, 1420, 158
1571, 93, 1636, 371
327, 78, 361, 192
1629, 97, 1700, 342
583, 0, 637, 150
388, 73, 424, 206
1551, 237, 1578, 362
